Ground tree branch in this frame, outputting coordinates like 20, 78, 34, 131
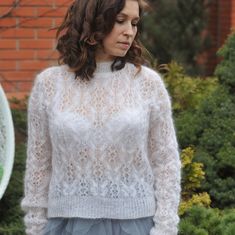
0, 0, 21, 19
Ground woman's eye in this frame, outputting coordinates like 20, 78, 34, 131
116, 19, 139, 27
116, 19, 124, 24
132, 22, 139, 27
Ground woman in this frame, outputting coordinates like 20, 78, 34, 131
21, 0, 181, 234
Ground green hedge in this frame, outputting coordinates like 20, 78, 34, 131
179, 206, 235, 235
174, 33, 235, 208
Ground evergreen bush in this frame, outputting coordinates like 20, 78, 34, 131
141, 0, 211, 75
179, 147, 211, 215
174, 33, 235, 208
161, 62, 218, 112
179, 206, 235, 235
176, 84, 235, 208
215, 31, 235, 91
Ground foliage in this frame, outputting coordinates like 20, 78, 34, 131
141, 0, 211, 75
180, 193, 211, 217
9, 96, 28, 137
181, 147, 204, 195
215, 32, 235, 92
176, 85, 235, 208
164, 34, 235, 208
161, 62, 218, 112
179, 147, 211, 215
179, 206, 235, 235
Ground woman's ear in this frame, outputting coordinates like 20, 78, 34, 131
86, 35, 98, 45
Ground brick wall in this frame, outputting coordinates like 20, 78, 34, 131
232, 0, 235, 27
0, 0, 71, 100
205, 0, 235, 75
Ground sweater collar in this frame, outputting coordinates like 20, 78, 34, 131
95, 61, 114, 74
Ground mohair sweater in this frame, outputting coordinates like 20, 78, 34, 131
21, 61, 181, 235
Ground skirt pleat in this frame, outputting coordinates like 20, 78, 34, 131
43, 216, 154, 235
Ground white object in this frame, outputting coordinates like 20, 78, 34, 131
0, 84, 15, 199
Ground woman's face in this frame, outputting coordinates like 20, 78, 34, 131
96, 0, 140, 62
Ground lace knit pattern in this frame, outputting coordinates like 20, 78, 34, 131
21, 62, 181, 235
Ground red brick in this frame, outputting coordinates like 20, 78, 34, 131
18, 60, 50, 70
0, 61, 16, 70
0, 18, 17, 27
54, 18, 64, 27
19, 39, 54, 49
0, 50, 35, 60
19, 0, 53, 6
54, 0, 71, 7
1, 0, 83, 96
0, 81, 16, 93
0, 0, 15, 6
0, 39, 16, 49
19, 17, 53, 28
17, 81, 33, 92
0, 28, 35, 39
37, 29, 56, 38
1, 71, 34, 81
12, 7, 37, 17
0, 7, 12, 16
36, 49, 59, 60
37, 7, 68, 17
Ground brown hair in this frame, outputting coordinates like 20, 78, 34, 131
56, 0, 149, 80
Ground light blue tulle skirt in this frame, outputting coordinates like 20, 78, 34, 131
43, 216, 154, 235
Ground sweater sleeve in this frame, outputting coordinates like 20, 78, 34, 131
148, 74, 181, 235
21, 73, 52, 235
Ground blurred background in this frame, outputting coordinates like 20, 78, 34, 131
0, 0, 235, 234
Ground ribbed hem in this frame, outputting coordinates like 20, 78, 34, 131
48, 196, 156, 219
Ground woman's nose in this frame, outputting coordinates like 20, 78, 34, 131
123, 23, 135, 36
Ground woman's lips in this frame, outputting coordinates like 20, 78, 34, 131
118, 42, 130, 49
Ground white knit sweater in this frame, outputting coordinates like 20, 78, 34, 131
21, 61, 181, 235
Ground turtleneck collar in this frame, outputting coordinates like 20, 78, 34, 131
63, 61, 129, 77
95, 61, 115, 74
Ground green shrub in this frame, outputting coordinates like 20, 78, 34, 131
162, 62, 218, 113
170, 34, 235, 208
215, 32, 235, 91
9, 97, 27, 137
176, 84, 235, 208
141, 0, 211, 75
179, 206, 235, 235
179, 147, 211, 216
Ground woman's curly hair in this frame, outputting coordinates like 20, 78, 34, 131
56, 0, 149, 80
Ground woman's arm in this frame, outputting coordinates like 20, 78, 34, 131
148, 74, 181, 235
21, 72, 52, 235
